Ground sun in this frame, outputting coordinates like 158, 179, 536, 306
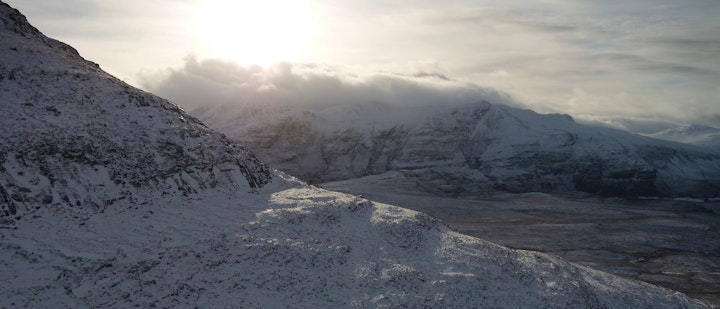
195, 0, 314, 65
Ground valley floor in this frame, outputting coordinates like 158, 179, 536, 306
323, 172, 720, 307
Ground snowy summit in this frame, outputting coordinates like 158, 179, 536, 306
0, 2, 708, 307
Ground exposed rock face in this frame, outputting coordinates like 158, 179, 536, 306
0, 2, 270, 220
196, 99, 720, 198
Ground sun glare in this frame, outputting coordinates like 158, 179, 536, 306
195, 0, 314, 65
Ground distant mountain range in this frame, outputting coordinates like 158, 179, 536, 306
0, 1, 710, 307
643, 125, 720, 149
194, 97, 720, 198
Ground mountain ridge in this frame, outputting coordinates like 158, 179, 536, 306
0, 1, 271, 222
194, 98, 720, 198
644, 124, 720, 149
0, 2, 711, 307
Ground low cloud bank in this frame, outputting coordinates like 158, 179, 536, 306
141, 56, 719, 134
140, 56, 516, 114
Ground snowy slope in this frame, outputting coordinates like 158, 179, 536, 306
195, 95, 720, 198
0, 3, 270, 222
0, 175, 707, 308
321, 171, 720, 306
0, 2, 709, 308
644, 125, 720, 150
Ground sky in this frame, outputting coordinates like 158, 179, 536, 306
6, 0, 720, 132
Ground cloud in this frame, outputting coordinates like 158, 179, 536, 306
427, 7, 579, 34
5, 0, 199, 82
8, 0, 720, 131
140, 56, 515, 113
141, 54, 720, 134
4, 0, 101, 20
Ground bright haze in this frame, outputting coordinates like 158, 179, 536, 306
7, 0, 720, 133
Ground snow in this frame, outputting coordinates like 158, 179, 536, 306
193, 84, 720, 198
322, 171, 720, 306
0, 2, 711, 307
644, 125, 720, 150
0, 173, 708, 307
0, 3, 271, 220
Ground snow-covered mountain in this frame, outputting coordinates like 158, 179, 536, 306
0, 2, 710, 307
194, 96, 720, 198
644, 125, 720, 150
0, 2, 271, 222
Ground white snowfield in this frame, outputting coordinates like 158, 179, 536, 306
0, 2, 709, 308
0, 173, 708, 308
